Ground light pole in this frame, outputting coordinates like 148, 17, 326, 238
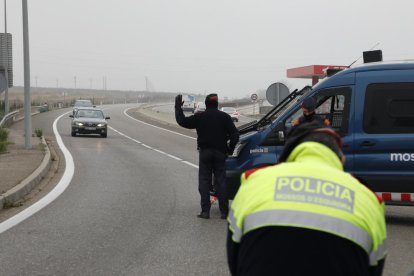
22, 0, 32, 148
4, 0, 9, 113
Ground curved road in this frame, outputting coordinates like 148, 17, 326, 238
0, 104, 228, 276
0, 104, 412, 275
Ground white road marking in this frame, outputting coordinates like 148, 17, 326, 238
182, 161, 199, 169
0, 112, 75, 234
108, 118, 198, 169
153, 149, 166, 155
141, 144, 153, 149
167, 154, 182, 161
123, 108, 196, 140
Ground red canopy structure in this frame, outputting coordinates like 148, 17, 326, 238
287, 65, 349, 85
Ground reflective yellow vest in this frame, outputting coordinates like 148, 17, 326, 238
229, 142, 387, 265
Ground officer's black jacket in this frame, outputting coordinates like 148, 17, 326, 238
297, 112, 327, 125
175, 106, 239, 153
227, 226, 385, 276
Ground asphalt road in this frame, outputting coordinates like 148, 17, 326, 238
0, 104, 229, 276
0, 104, 413, 275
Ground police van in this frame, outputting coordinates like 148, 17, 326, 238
226, 51, 414, 205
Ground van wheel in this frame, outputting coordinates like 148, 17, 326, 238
71, 131, 76, 137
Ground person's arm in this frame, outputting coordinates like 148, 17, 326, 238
292, 118, 300, 126
174, 95, 197, 129
227, 228, 239, 275
227, 117, 239, 154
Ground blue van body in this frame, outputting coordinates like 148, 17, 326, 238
226, 61, 414, 205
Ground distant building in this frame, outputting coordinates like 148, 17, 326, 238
287, 65, 348, 85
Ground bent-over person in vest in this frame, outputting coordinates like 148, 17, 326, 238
227, 121, 386, 276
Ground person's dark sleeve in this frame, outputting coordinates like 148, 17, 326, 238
370, 258, 385, 276
227, 228, 239, 275
175, 107, 197, 129
227, 117, 239, 154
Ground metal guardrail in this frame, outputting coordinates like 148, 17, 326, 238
0, 106, 47, 128
0, 110, 19, 127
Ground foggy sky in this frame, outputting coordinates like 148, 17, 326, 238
1, 0, 413, 98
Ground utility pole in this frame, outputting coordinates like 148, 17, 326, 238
4, 0, 9, 113
74, 76, 77, 89
22, 0, 32, 149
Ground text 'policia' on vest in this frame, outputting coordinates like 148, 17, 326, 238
274, 176, 354, 212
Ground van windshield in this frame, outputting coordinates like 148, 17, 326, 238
259, 86, 312, 128
238, 86, 312, 133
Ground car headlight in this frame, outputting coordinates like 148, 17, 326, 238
97, 123, 106, 127
230, 140, 247, 158
75, 122, 84, 126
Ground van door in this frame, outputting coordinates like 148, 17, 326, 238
283, 86, 353, 170
354, 70, 414, 193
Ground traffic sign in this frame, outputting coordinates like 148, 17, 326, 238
251, 93, 258, 101
266, 82, 289, 106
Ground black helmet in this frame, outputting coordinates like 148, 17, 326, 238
301, 97, 316, 112
279, 121, 343, 162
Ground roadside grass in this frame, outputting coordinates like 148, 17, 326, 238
34, 128, 43, 138
0, 127, 9, 154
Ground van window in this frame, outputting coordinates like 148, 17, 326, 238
363, 83, 414, 134
285, 87, 351, 135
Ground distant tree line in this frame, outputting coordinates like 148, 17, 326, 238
1, 86, 251, 113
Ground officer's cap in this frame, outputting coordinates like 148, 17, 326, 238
205, 93, 218, 107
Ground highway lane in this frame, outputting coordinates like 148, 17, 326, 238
0, 104, 229, 275
152, 103, 256, 125
0, 104, 413, 275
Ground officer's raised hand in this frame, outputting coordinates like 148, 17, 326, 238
175, 94, 184, 108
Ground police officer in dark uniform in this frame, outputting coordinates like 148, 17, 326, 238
175, 93, 239, 219
292, 97, 330, 127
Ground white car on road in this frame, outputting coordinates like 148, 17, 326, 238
220, 107, 240, 122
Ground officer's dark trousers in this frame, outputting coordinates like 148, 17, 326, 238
198, 148, 228, 215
